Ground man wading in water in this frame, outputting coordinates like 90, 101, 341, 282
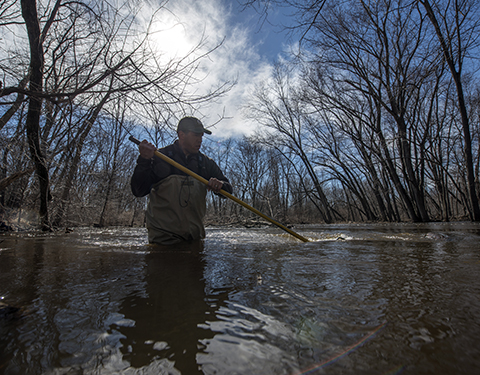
131, 117, 233, 245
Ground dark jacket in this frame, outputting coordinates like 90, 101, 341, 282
131, 140, 233, 197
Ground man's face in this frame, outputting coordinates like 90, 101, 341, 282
179, 131, 203, 156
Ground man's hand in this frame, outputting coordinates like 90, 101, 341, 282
208, 177, 223, 193
139, 140, 156, 159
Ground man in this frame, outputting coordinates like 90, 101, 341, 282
131, 117, 233, 245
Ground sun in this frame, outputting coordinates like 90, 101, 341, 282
147, 8, 198, 63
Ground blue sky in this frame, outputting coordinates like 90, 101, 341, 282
229, 2, 295, 62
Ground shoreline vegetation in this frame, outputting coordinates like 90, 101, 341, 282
2, 2, 480, 231
1, 216, 476, 236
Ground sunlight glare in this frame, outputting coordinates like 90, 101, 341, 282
147, 9, 199, 64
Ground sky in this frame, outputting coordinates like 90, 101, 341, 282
141, 0, 297, 139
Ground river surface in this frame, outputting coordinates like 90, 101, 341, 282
1, 223, 479, 374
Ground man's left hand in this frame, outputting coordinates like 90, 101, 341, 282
207, 178, 223, 193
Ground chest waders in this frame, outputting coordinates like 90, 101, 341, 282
146, 175, 207, 245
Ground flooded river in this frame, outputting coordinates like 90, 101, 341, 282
1, 223, 479, 374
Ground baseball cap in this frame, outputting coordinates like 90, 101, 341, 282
177, 117, 212, 135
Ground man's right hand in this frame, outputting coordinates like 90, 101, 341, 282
139, 140, 156, 159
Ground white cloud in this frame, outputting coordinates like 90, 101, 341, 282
139, 0, 276, 138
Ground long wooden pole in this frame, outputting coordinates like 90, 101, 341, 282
129, 136, 309, 242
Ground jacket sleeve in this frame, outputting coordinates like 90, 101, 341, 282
130, 152, 172, 197
130, 157, 157, 197
205, 157, 233, 195
131, 144, 176, 197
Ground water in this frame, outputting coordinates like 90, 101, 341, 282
1, 223, 479, 374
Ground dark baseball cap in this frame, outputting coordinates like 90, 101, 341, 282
177, 117, 212, 135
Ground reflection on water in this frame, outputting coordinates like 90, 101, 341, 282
117, 240, 211, 374
1, 223, 480, 374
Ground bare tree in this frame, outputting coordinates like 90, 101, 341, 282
240, 0, 477, 223
20, 0, 61, 230
1, 0, 233, 229
51, 80, 114, 227
418, 0, 480, 220
96, 101, 132, 227
244, 63, 335, 223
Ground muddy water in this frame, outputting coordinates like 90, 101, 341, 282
0, 223, 479, 374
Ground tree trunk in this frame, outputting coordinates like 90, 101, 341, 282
396, 116, 430, 221
376, 123, 420, 222
21, 0, 51, 230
